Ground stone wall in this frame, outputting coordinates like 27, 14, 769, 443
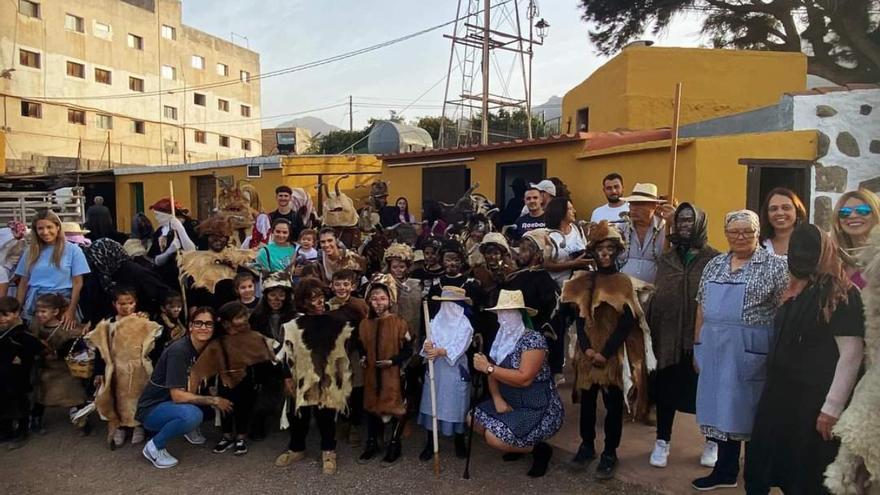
791, 88, 880, 230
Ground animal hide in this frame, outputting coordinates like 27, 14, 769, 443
282, 316, 352, 416
562, 271, 657, 420
217, 179, 260, 232
321, 176, 359, 228
826, 229, 880, 495
359, 315, 411, 417
86, 315, 161, 437
178, 249, 256, 292
187, 331, 275, 391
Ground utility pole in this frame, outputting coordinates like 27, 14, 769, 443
480, 0, 490, 145
349, 95, 353, 132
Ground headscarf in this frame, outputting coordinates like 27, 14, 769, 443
65, 232, 91, 247
490, 309, 527, 365
724, 209, 760, 232
426, 301, 474, 364
130, 213, 154, 240
245, 213, 271, 249
783, 224, 852, 323
668, 202, 708, 251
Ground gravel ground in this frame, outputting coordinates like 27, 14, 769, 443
1, 409, 660, 495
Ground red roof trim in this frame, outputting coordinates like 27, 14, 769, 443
785, 83, 879, 97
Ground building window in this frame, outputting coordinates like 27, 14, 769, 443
129, 76, 144, 92
240, 105, 251, 117
194, 130, 206, 143
64, 14, 83, 32
191, 55, 205, 70
240, 70, 250, 83
161, 65, 176, 80
93, 22, 111, 40
19, 49, 40, 68
163, 105, 178, 120
193, 93, 206, 106
241, 139, 251, 151
66, 61, 85, 78
95, 68, 112, 85
127, 33, 143, 50
19, 0, 39, 18
161, 24, 176, 40
217, 99, 229, 112
219, 135, 230, 147
96, 114, 112, 129
216, 63, 228, 76
132, 120, 145, 134
20, 101, 41, 118
68, 109, 85, 125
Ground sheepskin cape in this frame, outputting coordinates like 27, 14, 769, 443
187, 331, 275, 392
178, 249, 256, 292
359, 314, 411, 417
826, 229, 880, 495
87, 315, 161, 436
281, 315, 352, 416
562, 270, 657, 420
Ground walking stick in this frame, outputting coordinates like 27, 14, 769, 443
667, 82, 682, 200
423, 301, 441, 476
463, 335, 485, 480
169, 180, 189, 312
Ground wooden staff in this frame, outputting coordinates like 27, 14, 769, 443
423, 301, 441, 476
169, 180, 189, 312
668, 82, 683, 200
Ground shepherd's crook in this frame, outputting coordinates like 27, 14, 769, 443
423, 301, 441, 476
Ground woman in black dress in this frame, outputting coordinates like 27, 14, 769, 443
745, 224, 865, 494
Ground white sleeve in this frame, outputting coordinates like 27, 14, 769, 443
821, 336, 865, 418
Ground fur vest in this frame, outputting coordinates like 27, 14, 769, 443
178, 249, 256, 293
359, 315, 411, 417
87, 315, 161, 435
187, 331, 275, 391
562, 271, 657, 420
282, 315, 352, 416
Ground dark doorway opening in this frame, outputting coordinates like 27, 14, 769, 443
741, 159, 812, 216
193, 175, 216, 221
496, 160, 546, 227
422, 165, 471, 206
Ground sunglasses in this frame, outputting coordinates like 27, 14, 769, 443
838, 204, 873, 219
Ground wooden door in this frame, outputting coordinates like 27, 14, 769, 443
194, 175, 216, 221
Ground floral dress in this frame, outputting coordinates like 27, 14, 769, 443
474, 330, 563, 448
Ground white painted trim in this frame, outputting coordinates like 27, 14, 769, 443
385, 156, 476, 168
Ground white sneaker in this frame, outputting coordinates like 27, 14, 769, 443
142, 440, 178, 469
649, 439, 670, 468
701, 440, 718, 468
184, 427, 206, 445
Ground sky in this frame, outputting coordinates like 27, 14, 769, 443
181, 0, 707, 130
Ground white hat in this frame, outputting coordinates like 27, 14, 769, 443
529, 180, 556, 197
485, 289, 537, 316
620, 183, 665, 203
61, 222, 90, 235
478, 232, 511, 255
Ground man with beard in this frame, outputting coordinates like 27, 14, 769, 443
269, 186, 305, 240
511, 187, 547, 241
590, 173, 629, 223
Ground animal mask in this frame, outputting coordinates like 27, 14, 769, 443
321, 175, 359, 228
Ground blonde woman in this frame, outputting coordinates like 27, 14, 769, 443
832, 189, 880, 289
14, 210, 89, 326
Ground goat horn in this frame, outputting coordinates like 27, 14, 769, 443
334, 175, 350, 196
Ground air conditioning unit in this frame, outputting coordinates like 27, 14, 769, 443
246, 163, 262, 178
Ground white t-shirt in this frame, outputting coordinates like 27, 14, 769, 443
548, 225, 587, 287
590, 203, 629, 223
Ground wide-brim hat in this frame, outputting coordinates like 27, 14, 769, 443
384, 242, 414, 263
149, 197, 189, 215
262, 272, 292, 291
620, 183, 665, 203
485, 289, 537, 316
61, 222, 89, 235
478, 232, 511, 255
431, 286, 472, 304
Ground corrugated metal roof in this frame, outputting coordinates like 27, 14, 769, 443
380, 133, 590, 160
114, 155, 283, 176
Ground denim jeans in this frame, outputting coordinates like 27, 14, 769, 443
142, 402, 203, 449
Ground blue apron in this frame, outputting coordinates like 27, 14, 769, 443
694, 281, 773, 437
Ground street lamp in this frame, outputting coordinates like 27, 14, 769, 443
535, 18, 549, 41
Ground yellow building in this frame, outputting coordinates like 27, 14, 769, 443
2, 0, 261, 175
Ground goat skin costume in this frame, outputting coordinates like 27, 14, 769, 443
187, 330, 275, 391
281, 315, 353, 418
561, 269, 657, 420
87, 314, 162, 437
359, 314, 412, 417
177, 249, 256, 293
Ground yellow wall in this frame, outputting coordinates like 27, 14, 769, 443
0, 131, 5, 174
281, 154, 382, 211
562, 47, 807, 134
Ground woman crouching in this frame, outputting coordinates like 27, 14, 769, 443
472, 289, 564, 477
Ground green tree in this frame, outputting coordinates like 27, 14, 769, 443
413, 115, 456, 143
306, 128, 370, 154
578, 0, 879, 83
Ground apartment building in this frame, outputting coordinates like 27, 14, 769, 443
1, 0, 262, 174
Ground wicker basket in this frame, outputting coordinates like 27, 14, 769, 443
65, 338, 94, 379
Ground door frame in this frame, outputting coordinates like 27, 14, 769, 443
495, 159, 547, 207
739, 158, 813, 214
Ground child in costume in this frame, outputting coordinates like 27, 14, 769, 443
89, 287, 162, 449
357, 274, 413, 466
0, 297, 42, 449
149, 291, 186, 366
419, 286, 473, 460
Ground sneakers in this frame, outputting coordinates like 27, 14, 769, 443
184, 427, 207, 445
142, 440, 178, 469
112, 428, 127, 449
701, 440, 719, 468
233, 439, 248, 456
650, 439, 670, 468
570, 442, 596, 467
275, 449, 305, 467
691, 474, 738, 491
595, 452, 618, 480
322, 450, 337, 475
213, 437, 234, 453
131, 427, 145, 445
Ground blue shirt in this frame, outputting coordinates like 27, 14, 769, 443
256, 242, 298, 272
15, 241, 90, 318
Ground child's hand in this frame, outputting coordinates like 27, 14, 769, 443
376, 360, 393, 369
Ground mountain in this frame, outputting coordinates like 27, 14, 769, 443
276, 116, 340, 136
532, 95, 562, 122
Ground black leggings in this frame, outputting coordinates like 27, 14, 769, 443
219, 380, 257, 437
288, 406, 337, 452
346, 386, 364, 427
579, 384, 624, 455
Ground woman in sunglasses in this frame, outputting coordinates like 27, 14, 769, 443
832, 189, 880, 289
135, 306, 233, 469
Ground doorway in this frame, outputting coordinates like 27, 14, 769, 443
741, 159, 812, 215
422, 165, 471, 206
496, 160, 546, 225
193, 175, 216, 221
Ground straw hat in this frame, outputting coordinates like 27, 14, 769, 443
620, 183, 665, 203
478, 232, 511, 255
431, 286, 472, 305
61, 222, 90, 235
366, 273, 398, 305
262, 272, 292, 291
485, 289, 537, 316
384, 242, 414, 263
521, 228, 556, 261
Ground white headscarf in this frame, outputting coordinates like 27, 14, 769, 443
490, 309, 527, 365
426, 301, 473, 364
